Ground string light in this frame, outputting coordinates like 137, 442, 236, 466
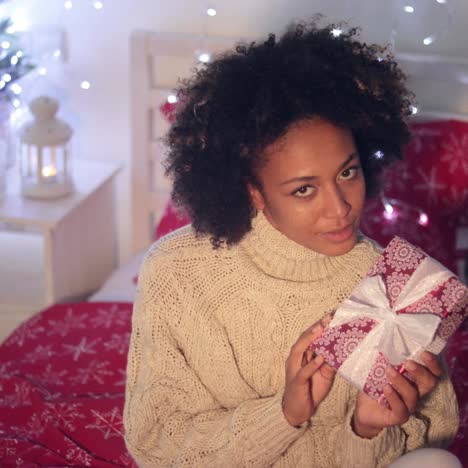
410, 105, 419, 115
167, 94, 177, 104
38, 67, 47, 76
436, 0, 446, 3
64, 0, 73, 9
12, 98, 20, 108
10, 83, 22, 94
383, 202, 397, 221
53, 49, 61, 59
374, 150, 384, 159
404, 6, 414, 13
0, 81, 5, 90
418, 212, 429, 226
1, 41, 10, 49
198, 53, 210, 63
207, 8, 216, 16
80, 80, 91, 90
10, 55, 18, 65
93, 1, 104, 10
331, 28, 342, 37
423, 36, 434, 45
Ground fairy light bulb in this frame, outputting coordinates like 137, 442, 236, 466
198, 53, 210, 63
2, 73, 11, 82
410, 105, 419, 115
331, 28, 342, 37
374, 150, 384, 159
207, 8, 217, 16
1, 41, 10, 49
10, 83, 22, 95
383, 202, 396, 221
167, 95, 177, 104
404, 5, 414, 13
423, 36, 434, 45
418, 212, 429, 226
81, 80, 91, 90
94, 1, 104, 10
64, 0, 73, 9
39, 67, 47, 76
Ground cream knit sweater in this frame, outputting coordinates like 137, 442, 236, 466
124, 212, 459, 467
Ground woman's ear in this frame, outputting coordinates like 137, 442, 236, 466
247, 183, 265, 211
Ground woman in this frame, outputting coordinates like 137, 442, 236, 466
124, 20, 459, 467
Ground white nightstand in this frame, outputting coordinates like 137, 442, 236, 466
0, 159, 121, 316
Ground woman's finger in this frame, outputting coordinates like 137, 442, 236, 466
286, 324, 323, 381
404, 358, 439, 398
386, 367, 418, 413
383, 384, 410, 424
318, 363, 336, 381
420, 352, 442, 378
296, 355, 325, 384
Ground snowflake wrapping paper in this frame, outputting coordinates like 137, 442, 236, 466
310, 236, 468, 403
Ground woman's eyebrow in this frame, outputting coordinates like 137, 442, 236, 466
279, 152, 359, 185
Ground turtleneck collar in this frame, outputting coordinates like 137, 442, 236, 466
240, 210, 376, 282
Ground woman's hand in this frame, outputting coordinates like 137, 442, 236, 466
282, 317, 336, 427
352, 351, 442, 438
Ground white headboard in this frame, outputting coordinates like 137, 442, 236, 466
129, 31, 468, 259
129, 31, 242, 255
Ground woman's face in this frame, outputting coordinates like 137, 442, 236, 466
249, 118, 366, 256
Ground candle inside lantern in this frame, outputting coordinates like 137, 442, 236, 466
41, 165, 58, 182
19, 96, 74, 199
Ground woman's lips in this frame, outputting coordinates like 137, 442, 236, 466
321, 224, 354, 243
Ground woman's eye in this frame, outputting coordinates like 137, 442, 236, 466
293, 185, 315, 198
340, 166, 360, 180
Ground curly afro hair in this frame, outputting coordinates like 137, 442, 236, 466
164, 19, 414, 247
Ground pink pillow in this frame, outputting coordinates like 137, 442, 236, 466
153, 201, 191, 241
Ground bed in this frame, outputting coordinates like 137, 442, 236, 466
0, 31, 467, 466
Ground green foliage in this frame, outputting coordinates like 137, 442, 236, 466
0, 17, 36, 101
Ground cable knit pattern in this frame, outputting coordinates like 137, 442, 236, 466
124, 211, 459, 467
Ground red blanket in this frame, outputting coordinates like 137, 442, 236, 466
0, 302, 466, 466
0, 302, 136, 467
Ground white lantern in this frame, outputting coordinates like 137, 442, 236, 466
19, 96, 73, 199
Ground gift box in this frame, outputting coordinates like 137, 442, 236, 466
310, 236, 468, 403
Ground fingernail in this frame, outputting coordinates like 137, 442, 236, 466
386, 366, 397, 377
421, 351, 432, 362
405, 360, 416, 371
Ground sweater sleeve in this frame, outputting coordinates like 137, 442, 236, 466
123, 250, 306, 467
330, 356, 459, 468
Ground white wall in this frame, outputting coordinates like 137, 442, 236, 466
6, 0, 468, 263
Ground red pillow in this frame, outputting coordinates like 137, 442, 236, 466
133, 202, 191, 285
153, 201, 191, 241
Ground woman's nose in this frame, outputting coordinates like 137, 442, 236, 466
322, 185, 351, 219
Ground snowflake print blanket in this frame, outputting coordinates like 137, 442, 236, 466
310, 236, 467, 405
0, 292, 467, 465
0, 302, 137, 467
